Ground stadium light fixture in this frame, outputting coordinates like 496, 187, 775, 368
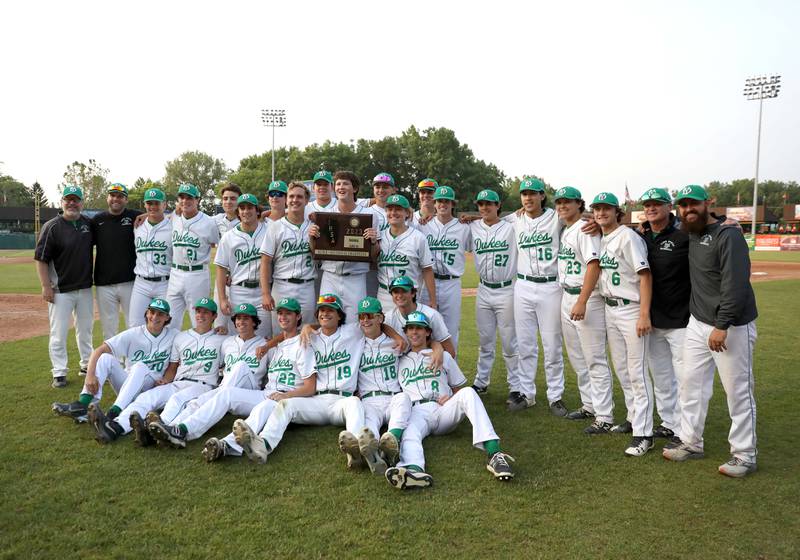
261, 109, 287, 183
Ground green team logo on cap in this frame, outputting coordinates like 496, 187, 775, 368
276, 297, 301, 313
640, 187, 671, 204
195, 298, 218, 313
433, 186, 455, 201
178, 183, 200, 198
237, 193, 259, 206
389, 276, 415, 292
476, 189, 500, 203
358, 297, 383, 314
554, 186, 582, 201
268, 180, 288, 194
62, 185, 83, 200
148, 298, 170, 313
144, 188, 165, 202
313, 171, 333, 184
404, 310, 430, 328
674, 184, 708, 202
519, 178, 545, 192
386, 194, 410, 209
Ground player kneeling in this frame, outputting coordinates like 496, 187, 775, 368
385, 311, 515, 489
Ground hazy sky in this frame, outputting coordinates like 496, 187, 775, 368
1, 0, 797, 204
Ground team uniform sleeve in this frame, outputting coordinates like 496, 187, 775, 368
104, 329, 131, 358
443, 352, 467, 388
715, 228, 753, 330
207, 217, 221, 245
169, 336, 182, 363
430, 309, 451, 342
298, 342, 317, 379
259, 221, 278, 257
34, 221, 55, 262
214, 232, 231, 269
626, 232, 650, 273
419, 235, 433, 268
578, 227, 601, 263
344, 322, 365, 342
502, 213, 518, 224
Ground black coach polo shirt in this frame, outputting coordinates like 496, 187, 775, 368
34, 214, 94, 293
640, 214, 690, 329
91, 208, 141, 286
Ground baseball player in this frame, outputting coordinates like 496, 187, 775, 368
385, 311, 515, 490
309, 171, 384, 322
34, 185, 94, 388
260, 181, 316, 331
554, 187, 615, 434
384, 276, 456, 357
51, 298, 178, 422
362, 173, 397, 297
92, 183, 141, 340
214, 193, 271, 338
416, 185, 470, 350
213, 182, 242, 236
410, 178, 438, 227
591, 192, 654, 457
305, 171, 338, 217
265, 180, 288, 222
146, 302, 271, 447
130, 188, 172, 327
376, 194, 435, 315
506, 178, 567, 416
664, 185, 759, 478
87, 298, 226, 444
166, 183, 220, 327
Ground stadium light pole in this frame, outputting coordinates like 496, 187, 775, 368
743, 75, 781, 235
261, 109, 287, 183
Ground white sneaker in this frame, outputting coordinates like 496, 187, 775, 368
233, 419, 268, 464
378, 431, 400, 467
662, 443, 704, 462
624, 436, 654, 457
718, 457, 757, 478
338, 430, 365, 470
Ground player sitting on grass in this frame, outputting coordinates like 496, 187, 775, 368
52, 298, 177, 423
385, 311, 515, 490
87, 298, 226, 444
145, 302, 270, 448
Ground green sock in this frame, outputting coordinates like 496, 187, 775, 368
109, 405, 122, 416
178, 424, 188, 436
389, 428, 404, 441
485, 439, 501, 456
78, 393, 93, 406
406, 464, 423, 472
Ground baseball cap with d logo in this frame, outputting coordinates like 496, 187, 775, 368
194, 298, 218, 313
178, 183, 200, 198
144, 188, 165, 202
433, 186, 455, 201
475, 189, 500, 203
640, 187, 671, 204
590, 192, 620, 208
313, 171, 334, 185
148, 298, 171, 313
358, 297, 383, 315
389, 276, 415, 292
276, 298, 301, 313
62, 185, 84, 200
386, 194, 411, 209
554, 186, 582, 201
404, 311, 431, 329
233, 303, 258, 317
673, 184, 708, 202
519, 178, 545, 192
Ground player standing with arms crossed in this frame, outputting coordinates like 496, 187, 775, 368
166, 183, 220, 327
130, 188, 172, 326
591, 192, 654, 456
663, 185, 759, 477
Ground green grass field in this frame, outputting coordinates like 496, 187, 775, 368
1, 270, 798, 558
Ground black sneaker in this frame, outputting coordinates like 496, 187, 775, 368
506, 391, 521, 405
385, 467, 433, 490
487, 452, 515, 481
584, 420, 613, 434
149, 421, 187, 448
507, 393, 534, 412
51, 376, 67, 389
130, 411, 154, 447
88, 403, 123, 444
549, 399, 569, 417
664, 436, 683, 449
610, 420, 633, 434
566, 408, 595, 420
472, 384, 488, 394
652, 425, 675, 439
52, 400, 88, 419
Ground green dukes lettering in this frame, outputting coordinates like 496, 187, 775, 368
131, 349, 169, 368
315, 349, 352, 369
181, 346, 218, 365
475, 238, 509, 254
378, 251, 409, 267
280, 238, 311, 258
360, 352, 396, 373
225, 353, 260, 371
135, 238, 168, 252
401, 363, 439, 384
518, 231, 553, 249
172, 230, 200, 248
599, 253, 619, 270
426, 235, 459, 251
234, 246, 261, 266
558, 246, 576, 260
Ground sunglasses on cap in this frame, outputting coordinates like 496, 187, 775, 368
268, 191, 286, 198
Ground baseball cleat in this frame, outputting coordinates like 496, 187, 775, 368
652, 425, 675, 439
357, 427, 388, 475
88, 403, 121, 444
610, 420, 633, 434
584, 420, 613, 435
662, 442, 704, 462
233, 419, 268, 464
718, 457, 757, 478
566, 408, 595, 420
51, 376, 67, 389
74, 414, 88, 424
52, 400, 88, 419
148, 421, 187, 449
487, 452, 516, 481
130, 411, 154, 447
385, 467, 433, 490
505, 391, 521, 405
202, 437, 229, 463
549, 399, 569, 417
378, 431, 400, 467
507, 393, 535, 412
338, 430, 365, 470
471, 384, 488, 395
144, 411, 163, 427
624, 436, 654, 457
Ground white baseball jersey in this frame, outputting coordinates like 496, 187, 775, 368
214, 223, 268, 285
213, 213, 240, 237
134, 218, 173, 278
469, 219, 518, 283
377, 227, 432, 288
170, 329, 227, 385
508, 208, 561, 278
385, 304, 451, 343
410, 210, 434, 229
320, 205, 385, 276
171, 212, 220, 266
598, 225, 650, 302
263, 334, 317, 395
370, 204, 390, 231
357, 333, 402, 394
397, 350, 466, 402
260, 217, 315, 281
558, 219, 601, 289
310, 323, 365, 393
418, 217, 471, 277
105, 325, 178, 375
221, 334, 268, 385
305, 197, 338, 219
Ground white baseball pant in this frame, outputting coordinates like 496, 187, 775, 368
678, 316, 757, 462
216, 285, 272, 339
320, 272, 366, 323
398, 388, 499, 470
129, 277, 169, 327
648, 327, 684, 432
96, 281, 134, 339
261, 393, 366, 452
179, 387, 270, 443
560, 292, 614, 423
362, 393, 412, 439
605, 302, 653, 436
171, 362, 260, 426
109, 361, 164, 412
166, 268, 211, 328
434, 277, 462, 351
81, 353, 128, 402
116, 380, 212, 433
513, 280, 565, 404
47, 288, 93, 378
271, 279, 316, 332
473, 283, 522, 392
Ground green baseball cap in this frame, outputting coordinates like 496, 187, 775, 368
640, 187, 671, 204
386, 194, 411, 209
313, 171, 333, 185
554, 186, 582, 201
673, 184, 708, 202
389, 276, 415, 292
268, 180, 288, 195
144, 188, 166, 202
107, 183, 129, 197
316, 293, 343, 312
276, 297, 301, 314
520, 178, 546, 192
418, 178, 438, 191
404, 310, 431, 329
194, 297, 218, 313
357, 296, 383, 315
475, 189, 501, 203
590, 192, 620, 208
232, 302, 258, 317
147, 298, 170, 314
237, 193, 259, 206
62, 185, 83, 200
433, 186, 455, 201
178, 183, 200, 198
373, 173, 396, 187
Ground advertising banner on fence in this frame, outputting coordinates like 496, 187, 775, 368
795, 204, 800, 220
755, 234, 800, 251
727, 206, 754, 222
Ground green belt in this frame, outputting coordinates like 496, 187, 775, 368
434, 273, 460, 280
172, 264, 204, 272
603, 297, 631, 307
480, 279, 513, 289
517, 274, 557, 283
236, 281, 259, 289
412, 398, 438, 406
563, 286, 582, 295
361, 390, 400, 399
316, 390, 353, 397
